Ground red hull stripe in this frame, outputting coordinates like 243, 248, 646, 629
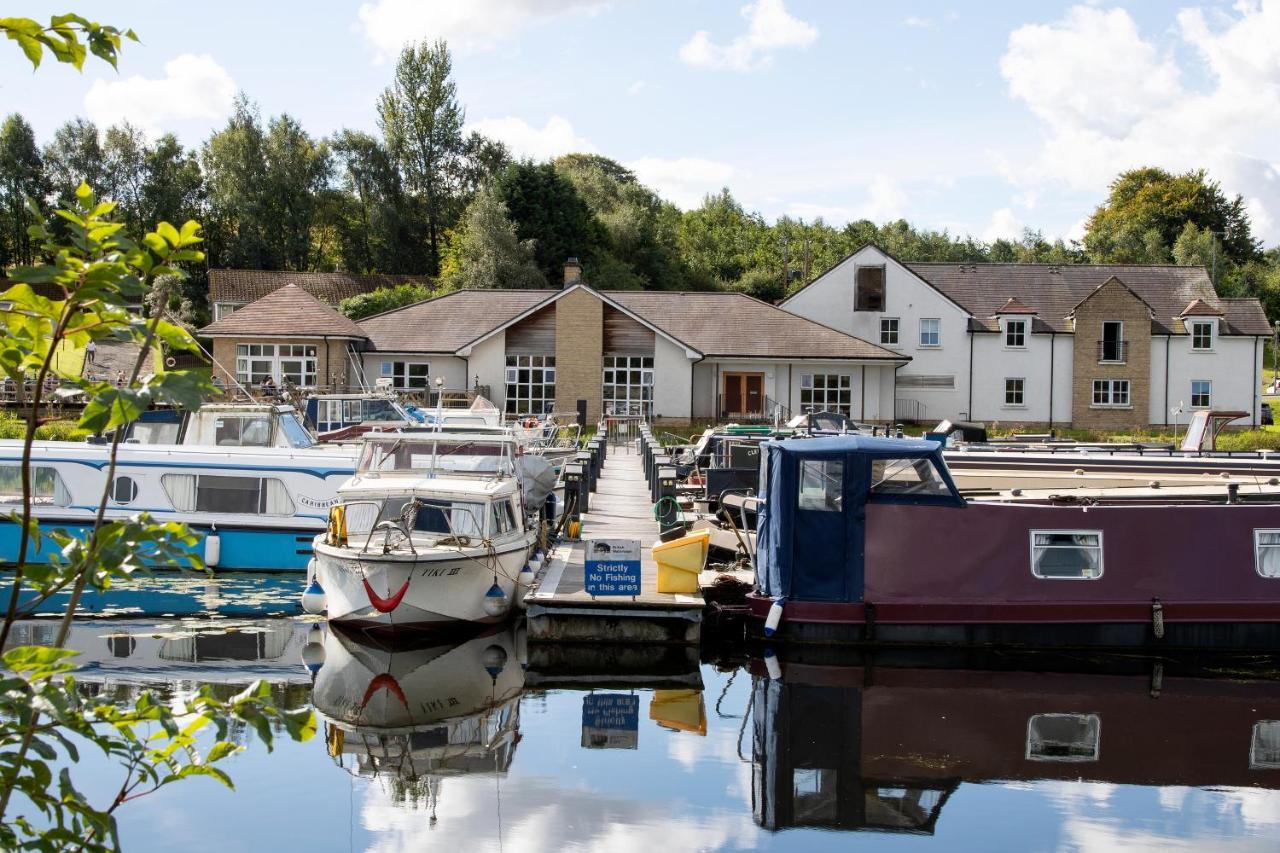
745, 595, 1280, 625
360, 673, 408, 709
363, 576, 411, 613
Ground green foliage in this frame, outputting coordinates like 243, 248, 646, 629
340, 280, 436, 320
1216, 429, 1280, 452
0, 14, 137, 71
0, 113, 47, 267
441, 186, 546, 289
496, 160, 605, 281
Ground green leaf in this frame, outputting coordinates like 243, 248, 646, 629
79, 386, 145, 433
206, 741, 240, 762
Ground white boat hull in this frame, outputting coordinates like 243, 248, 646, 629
314, 533, 535, 633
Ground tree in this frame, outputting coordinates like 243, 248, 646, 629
100, 121, 148, 235
43, 117, 104, 210
330, 129, 424, 273
340, 281, 435, 319
443, 186, 546, 289
203, 95, 271, 268
263, 113, 331, 270
1083, 167, 1261, 269
378, 39, 465, 275
496, 160, 603, 281
0, 114, 46, 266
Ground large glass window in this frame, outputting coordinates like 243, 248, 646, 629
799, 373, 852, 416
162, 474, 295, 516
1031, 531, 1103, 579
380, 360, 429, 390
918, 318, 940, 347
1091, 379, 1130, 407
603, 355, 653, 417
235, 343, 317, 387
505, 355, 556, 415
0, 465, 71, 506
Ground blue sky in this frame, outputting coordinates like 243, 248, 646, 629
3, 1, 1278, 245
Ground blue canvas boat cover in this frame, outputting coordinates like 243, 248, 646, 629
755, 435, 963, 603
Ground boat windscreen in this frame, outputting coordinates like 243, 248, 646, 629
869, 457, 954, 500
278, 412, 316, 448
359, 439, 510, 476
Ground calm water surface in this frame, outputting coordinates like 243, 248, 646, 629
11, 576, 1280, 852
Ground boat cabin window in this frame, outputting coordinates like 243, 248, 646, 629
792, 768, 838, 823
1250, 721, 1280, 769
1254, 530, 1280, 578
491, 498, 518, 536
214, 415, 273, 447
127, 419, 180, 444
0, 465, 71, 507
797, 460, 842, 512
162, 474, 295, 515
278, 412, 315, 448
870, 457, 952, 499
361, 399, 403, 422
1025, 713, 1100, 762
110, 476, 138, 505
1030, 531, 1103, 579
403, 500, 484, 538
359, 439, 510, 477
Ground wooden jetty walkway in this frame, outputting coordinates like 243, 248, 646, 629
525, 441, 705, 645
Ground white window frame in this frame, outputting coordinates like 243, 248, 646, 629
1091, 379, 1130, 408
1190, 379, 1212, 409
505, 355, 556, 416
880, 317, 899, 346
603, 355, 654, 417
380, 360, 430, 390
800, 373, 853, 416
1005, 319, 1027, 349
1250, 720, 1280, 769
1253, 530, 1280, 579
1030, 530, 1104, 580
235, 343, 317, 388
1189, 320, 1215, 352
1025, 713, 1101, 762
1004, 377, 1025, 407
918, 318, 940, 348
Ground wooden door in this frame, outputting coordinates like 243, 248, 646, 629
723, 372, 765, 416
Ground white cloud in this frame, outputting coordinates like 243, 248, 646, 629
903, 16, 936, 29
83, 54, 236, 138
357, 0, 609, 59
469, 115, 595, 161
784, 175, 908, 224
626, 157, 735, 208
983, 207, 1024, 241
627, 80, 645, 96
999, 1, 1280, 243
679, 0, 817, 72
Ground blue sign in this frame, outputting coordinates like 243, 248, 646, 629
584, 538, 642, 596
581, 693, 639, 749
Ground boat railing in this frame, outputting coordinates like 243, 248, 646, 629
954, 442, 1277, 460
339, 497, 486, 556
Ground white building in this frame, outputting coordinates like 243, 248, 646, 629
782, 245, 1272, 428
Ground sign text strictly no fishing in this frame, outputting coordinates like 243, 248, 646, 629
584, 538, 641, 596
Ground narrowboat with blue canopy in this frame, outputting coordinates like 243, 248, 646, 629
747, 434, 1280, 648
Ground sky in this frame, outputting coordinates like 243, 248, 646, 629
3, 0, 1279, 246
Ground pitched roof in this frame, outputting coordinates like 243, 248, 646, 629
994, 296, 1037, 315
199, 285, 367, 338
358, 289, 557, 352
903, 262, 1270, 335
1180, 297, 1225, 317
608, 291, 905, 360
207, 269, 432, 306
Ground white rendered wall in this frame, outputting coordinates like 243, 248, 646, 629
359, 353, 466, 392
1154, 331, 1261, 426
467, 332, 508, 410
969, 328, 1072, 424
652, 335, 693, 420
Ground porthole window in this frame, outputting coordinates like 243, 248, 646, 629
111, 475, 139, 505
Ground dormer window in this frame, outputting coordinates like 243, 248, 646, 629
1190, 320, 1214, 351
854, 266, 885, 312
1005, 319, 1027, 348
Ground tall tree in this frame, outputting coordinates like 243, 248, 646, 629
330, 129, 423, 273
443, 186, 545, 289
42, 117, 102, 214
263, 113, 331, 270
495, 160, 603, 280
100, 122, 148, 235
0, 114, 46, 266
202, 94, 272, 268
377, 39, 464, 275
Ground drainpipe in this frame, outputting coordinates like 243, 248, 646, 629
689, 354, 705, 422
860, 364, 866, 420
1048, 330, 1055, 429
1164, 335, 1171, 427
1254, 335, 1260, 426
966, 330, 974, 421
322, 335, 330, 392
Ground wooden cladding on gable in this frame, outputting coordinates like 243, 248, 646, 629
603, 305, 655, 356
506, 304, 556, 354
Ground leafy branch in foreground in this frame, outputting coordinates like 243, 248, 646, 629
0, 14, 137, 71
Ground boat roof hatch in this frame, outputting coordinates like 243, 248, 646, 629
756, 435, 964, 604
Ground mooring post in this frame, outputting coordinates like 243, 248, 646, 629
656, 465, 680, 534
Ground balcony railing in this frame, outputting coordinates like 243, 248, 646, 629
1097, 340, 1128, 363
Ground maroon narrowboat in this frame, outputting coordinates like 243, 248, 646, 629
747, 435, 1280, 647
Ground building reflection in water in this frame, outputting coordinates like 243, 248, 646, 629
749, 653, 1280, 835
310, 624, 526, 821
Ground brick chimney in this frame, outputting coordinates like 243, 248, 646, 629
563, 257, 582, 287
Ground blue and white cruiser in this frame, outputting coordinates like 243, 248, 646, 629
0, 439, 355, 572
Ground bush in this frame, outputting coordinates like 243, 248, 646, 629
1216, 430, 1280, 451
34, 419, 91, 441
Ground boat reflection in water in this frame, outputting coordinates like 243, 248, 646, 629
749, 652, 1280, 835
310, 623, 525, 818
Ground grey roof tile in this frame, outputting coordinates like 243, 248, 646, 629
199, 285, 367, 338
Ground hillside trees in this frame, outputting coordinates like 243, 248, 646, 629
442, 185, 545, 289
0, 114, 46, 266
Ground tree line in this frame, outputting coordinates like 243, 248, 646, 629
2, 38, 1279, 324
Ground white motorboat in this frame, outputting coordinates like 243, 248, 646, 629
312, 433, 538, 633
